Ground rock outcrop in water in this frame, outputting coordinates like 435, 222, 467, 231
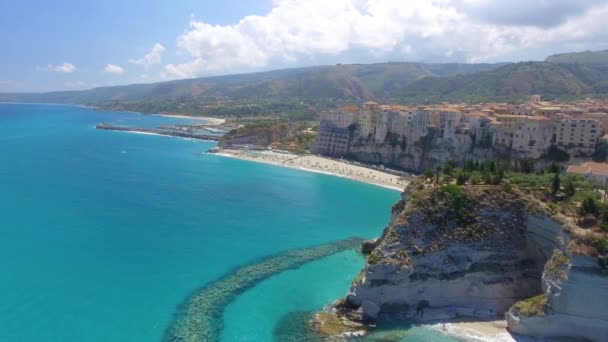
317, 178, 608, 341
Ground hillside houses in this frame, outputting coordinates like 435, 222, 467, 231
312, 98, 608, 167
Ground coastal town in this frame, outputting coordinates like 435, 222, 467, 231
213, 96, 608, 192
6, 1, 608, 341
313, 96, 608, 174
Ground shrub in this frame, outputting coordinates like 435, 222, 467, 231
424, 168, 434, 179
513, 294, 548, 317
600, 220, 608, 232
470, 172, 483, 185
440, 184, 472, 225
580, 197, 600, 217
443, 161, 456, 176
367, 254, 381, 265
545, 250, 571, 280
547, 203, 559, 215
564, 176, 576, 197
456, 172, 470, 185
592, 238, 608, 254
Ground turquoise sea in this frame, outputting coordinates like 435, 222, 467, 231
0, 104, 460, 341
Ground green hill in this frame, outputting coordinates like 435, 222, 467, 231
0, 62, 500, 119
546, 50, 608, 65
397, 62, 608, 103
3, 51, 608, 119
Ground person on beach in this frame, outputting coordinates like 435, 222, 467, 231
416, 304, 425, 318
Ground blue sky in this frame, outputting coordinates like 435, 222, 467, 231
1, 0, 607, 93
0, 0, 271, 92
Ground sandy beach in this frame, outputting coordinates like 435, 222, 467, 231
215, 149, 410, 191
154, 113, 226, 125
429, 320, 528, 342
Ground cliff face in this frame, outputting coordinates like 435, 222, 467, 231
334, 180, 608, 341
506, 250, 608, 340
345, 133, 493, 172
218, 123, 296, 148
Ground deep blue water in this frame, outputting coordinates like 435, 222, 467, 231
0, 104, 456, 341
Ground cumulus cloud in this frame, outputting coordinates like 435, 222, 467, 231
162, 0, 608, 79
37, 62, 76, 73
129, 43, 166, 67
458, 0, 606, 27
103, 64, 125, 75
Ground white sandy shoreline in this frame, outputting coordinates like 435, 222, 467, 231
152, 113, 226, 124
429, 319, 529, 342
213, 149, 409, 192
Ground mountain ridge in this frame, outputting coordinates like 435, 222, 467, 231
0, 62, 503, 105
2, 50, 608, 118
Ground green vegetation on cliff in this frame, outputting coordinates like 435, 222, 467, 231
400, 160, 608, 269
219, 121, 317, 154
513, 294, 548, 317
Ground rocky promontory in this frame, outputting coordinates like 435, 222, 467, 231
316, 173, 608, 341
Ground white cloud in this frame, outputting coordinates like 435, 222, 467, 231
37, 62, 76, 73
458, 0, 605, 27
103, 64, 125, 75
162, 0, 608, 79
128, 43, 166, 67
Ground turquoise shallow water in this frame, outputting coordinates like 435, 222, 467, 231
0, 103, 458, 341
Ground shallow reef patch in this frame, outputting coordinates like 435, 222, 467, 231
163, 237, 364, 342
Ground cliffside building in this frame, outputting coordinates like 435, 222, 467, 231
556, 118, 601, 154
312, 99, 608, 169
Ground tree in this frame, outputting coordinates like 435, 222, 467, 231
443, 160, 455, 176
593, 140, 608, 162
456, 172, 470, 185
519, 159, 535, 174
548, 163, 560, 174
564, 176, 576, 197
464, 160, 475, 172
424, 168, 434, 179
435, 166, 442, 185
551, 174, 561, 197
580, 197, 599, 217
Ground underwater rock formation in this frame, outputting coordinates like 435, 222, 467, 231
163, 238, 363, 342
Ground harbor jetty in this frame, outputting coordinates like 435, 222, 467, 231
95, 123, 223, 141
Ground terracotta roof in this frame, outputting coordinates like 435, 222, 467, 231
567, 165, 589, 175
526, 116, 550, 121
568, 162, 608, 177
339, 106, 359, 112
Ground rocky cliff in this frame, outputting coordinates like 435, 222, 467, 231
218, 123, 296, 148
318, 178, 608, 341
345, 131, 494, 172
